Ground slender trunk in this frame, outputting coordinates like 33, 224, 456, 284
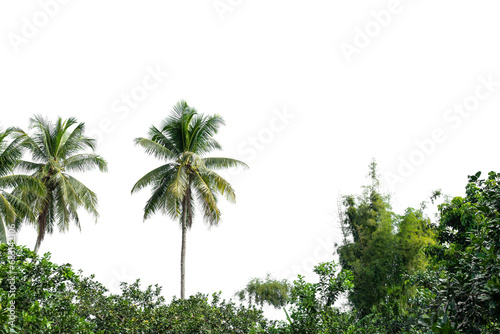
180, 197, 188, 299
33, 237, 41, 254
34, 197, 50, 255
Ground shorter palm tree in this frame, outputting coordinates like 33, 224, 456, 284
12, 115, 107, 253
0, 128, 43, 243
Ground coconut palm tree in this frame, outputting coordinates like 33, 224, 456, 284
12, 115, 107, 254
0, 128, 43, 243
131, 100, 247, 299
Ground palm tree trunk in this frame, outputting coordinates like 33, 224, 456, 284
34, 236, 42, 254
180, 198, 188, 299
34, 199, 50, 254
34, 232, 44, 254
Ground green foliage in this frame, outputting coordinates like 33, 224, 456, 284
0, 128, 41, 244
157, 293, 268, 334
269, 261, 353, 334
2, 113, 500, 334
338, 162, 436, 317
131, 100, 248, 226
397, 208, 436, 273
0, 242, 96, 332
131, 101, 248, 298
236, 274, 291, 309
0, 243, 268, 333
11, 115, 107, 253
428, 171, 500, 333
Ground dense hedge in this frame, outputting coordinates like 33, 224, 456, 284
0, 243, 268, 333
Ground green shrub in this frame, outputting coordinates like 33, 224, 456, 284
0, 243, 268, 333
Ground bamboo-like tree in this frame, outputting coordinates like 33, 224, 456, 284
0, 128, 43, 243
132, 100, 247, 299
12, 115, 107, 254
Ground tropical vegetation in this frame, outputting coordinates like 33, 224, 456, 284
0, 108, 499, 333
10, 115, 107, 254
131, 100, 247, 299
0, 128, 42, 244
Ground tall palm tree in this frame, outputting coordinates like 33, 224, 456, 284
0, 128, 43, 243
131, 100, 248, 299
12, 115, 108, 254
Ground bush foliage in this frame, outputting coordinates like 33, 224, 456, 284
0, 244, 268, 333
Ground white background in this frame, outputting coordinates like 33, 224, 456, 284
1, 0, 499, 319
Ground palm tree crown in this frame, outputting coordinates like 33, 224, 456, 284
13, 115, 107, 253
132, 100, 247, 298
0, 128, 42, 243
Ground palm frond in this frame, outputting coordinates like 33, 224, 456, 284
64, 174, 99, 219
62, 154, 108, 173
193, 182, 221, 227
0, 191, 17, 223
0, 220, 6, 244
29, 114, 54, 158
0, 133, 24, 177
15, 160, 44, 174
162, 100, 197, 152
134, 137, 178, 161
3, 190, 38, 223
57, 122, 89, 158
131, 163, 176, 194
189, 114, 225, 154
202, 157, 249, 170
198, 167, 236, 203
192, 170, 220, 224
11, 127, 48, 162
0, 175, 45, 196
168, 164, 189, 200
148, 126, 180, 155
143, 176, 176, 221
